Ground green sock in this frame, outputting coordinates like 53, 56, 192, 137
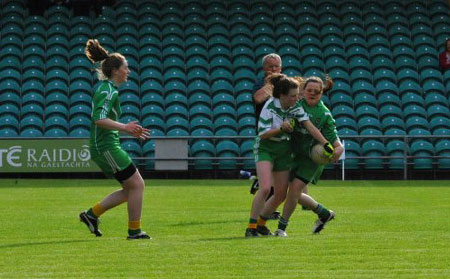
315, 204, 330, 220
86, 208, 97, 219
128, 228, 142, 236
278, 217, 288, 231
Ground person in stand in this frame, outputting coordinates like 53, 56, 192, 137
439, 39, 450, 71
79, 39, 151, 240
245, 73, 334, 237
275, 76, 343, 237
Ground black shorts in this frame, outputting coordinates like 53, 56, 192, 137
114, 162, 137, 183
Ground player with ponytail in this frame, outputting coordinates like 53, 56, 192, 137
79, 39, 151, 240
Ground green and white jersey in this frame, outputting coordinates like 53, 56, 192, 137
89, 80, 122, 153
292, 99, 339, 157
258, 97, 309, 141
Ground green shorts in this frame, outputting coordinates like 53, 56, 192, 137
254, 138, 292, 171
90, 147, 133, 177
291, 153, 324, 185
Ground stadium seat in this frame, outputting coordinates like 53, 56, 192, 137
428, 105, 450, 120
20, 114, 44, 131
20, 128, 43, 137
165, 93, 188, 108
354, 92, 377, 107
405, 117, 429, 132
435, 140, 450, 169
381, 116, 405, 131
335, 116, 358, 130
190, 140, 215, 170
190, 117, 213, 131
212, 93, 235, 107
362, 140, 385, 169
189, 92, 212, 107
386, 140, 406, 169
216, 140, 240, 169
213, 104, 236, 119
377, 92, 401, 107
410, 140, 434, 169
165, 105, 189, 119
44, 116, 69, 132
379, 105, 403, 120
352, 81, 375, 96
430, 117, 450, 132
343, 140, 360, 169
332, 105, 356, 119
189, 104, 212, 119
403, 105, 427, 119
69, 115, 90, 130
355, 105, 379, 119
69, 104, 90, 119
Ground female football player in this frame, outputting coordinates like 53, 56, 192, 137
246, 74, 334, 237
79, 39, 151, 240
275, 76, 344, 237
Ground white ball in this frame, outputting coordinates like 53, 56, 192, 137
310, 144, 333, 165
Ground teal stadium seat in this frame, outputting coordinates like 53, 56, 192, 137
190, 104, 212, 119
190, 117, 213, 131
165, 105, 188, 119
343, 140, 360, 169
403, 104, 427, 119
406, 117, 429, 132
213, 105, 236, 119
44, 116, 69, 132
386, 140, 406, 169
332, 105, 356, 119
68, 104, 90, 119
20, 115, 44, 132
379, 105, 403, 119
69, 116, 90, 131
377, 92, 401, 107
355, 105, 379, 119
216, 140, 240, 169
430, 118, 450, 133
22, 92, 45, 107
435, 140, 450, 169
428, 105, 450, 120
237, 104, 255, 119
382, 116, 405, 131
190, 140, 215, 170
410, 140, 434, 169
0, 116, 19, 134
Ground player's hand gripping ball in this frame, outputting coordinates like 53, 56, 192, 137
310, 143, 334, 165
289, 118, 296, 129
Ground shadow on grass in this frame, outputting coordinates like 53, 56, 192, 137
172, 219, 242, 227
0, 239, 97, 249
198, 236, 249, 241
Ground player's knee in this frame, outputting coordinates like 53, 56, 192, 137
273, 192, 286, 204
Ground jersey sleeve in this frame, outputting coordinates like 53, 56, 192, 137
257, 100, 273, 136
291, 105, 309, 124
323, 112, 339, 143
92, 88, 119, 121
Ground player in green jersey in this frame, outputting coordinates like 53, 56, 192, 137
245, 74, 334, 237
79, 39, 151, 240
275, 76, 344, 237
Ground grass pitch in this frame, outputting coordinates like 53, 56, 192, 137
0, 179, 449, 278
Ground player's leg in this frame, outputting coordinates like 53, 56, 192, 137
246, 161, 273, 237
258, 170, 289, 235
79, 153, 116, 237
120, 169, 151, 239
300, 185, 311, 210
275, 177, 306, 236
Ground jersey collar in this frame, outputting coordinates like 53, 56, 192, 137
106, 79, 118, 89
